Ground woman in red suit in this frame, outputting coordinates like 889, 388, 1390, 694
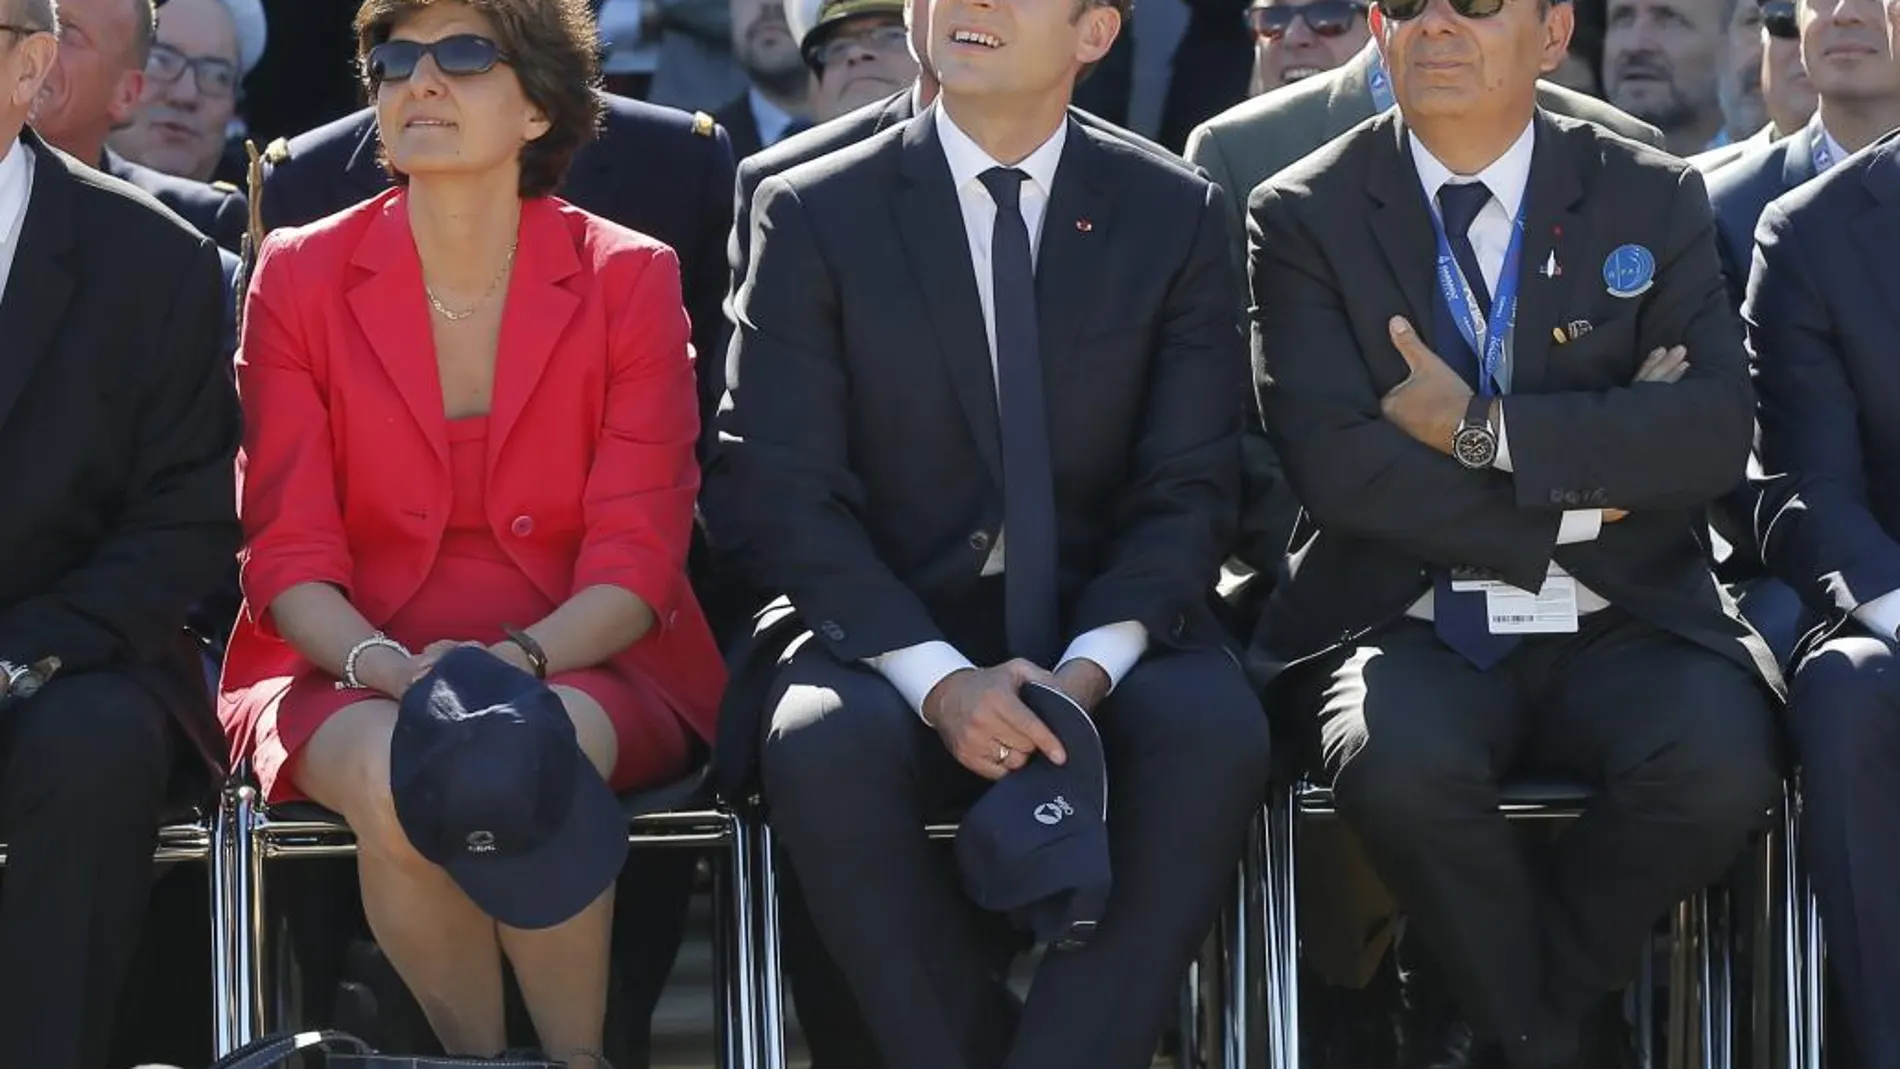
218, 0, 726, 1059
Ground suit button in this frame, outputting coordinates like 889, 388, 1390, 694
1549, 489, 1566, 506
1170, 614, 1188, 640
968, 531, 991, 552
1587, 489, 1608, 507
511, 515, 534, 537
1562, 491, 1582, 507
819, 620, 846, 642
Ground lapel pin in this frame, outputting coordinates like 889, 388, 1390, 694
1538, 250, 1561, 279
1075, 217, 1093, 233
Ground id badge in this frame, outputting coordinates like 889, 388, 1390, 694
1486, 575, 1580, 634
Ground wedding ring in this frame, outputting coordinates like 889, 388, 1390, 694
996, 743, 1012, 765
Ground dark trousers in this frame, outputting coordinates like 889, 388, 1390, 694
1297, 613, 1778, 1069
0, 670, 176, 1069
1786, 629, 1900, 1069
760, 641, 1271, 1069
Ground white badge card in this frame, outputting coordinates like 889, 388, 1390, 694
1486, 575, 1580, 634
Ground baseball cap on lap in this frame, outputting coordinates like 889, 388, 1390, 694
954, 681, 1111, 949
390, 646, 628, 930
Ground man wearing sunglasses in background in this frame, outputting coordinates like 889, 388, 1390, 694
1691, 0, 1818, 169
1243, 0, 1371, 95
1246, 0, 1784, 1061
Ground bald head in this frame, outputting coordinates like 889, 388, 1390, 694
29, 0, 149, 163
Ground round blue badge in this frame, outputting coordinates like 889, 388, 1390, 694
1602, 244, 1656, 299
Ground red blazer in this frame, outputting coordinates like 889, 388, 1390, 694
219, 190, 726, 761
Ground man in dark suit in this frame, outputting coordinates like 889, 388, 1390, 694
0, 12, 240, 1067
1748, 126, 1900, 1069
1246, 0, 1783, 1063
257, 92, 737, 430
708, 0, 1272, 1060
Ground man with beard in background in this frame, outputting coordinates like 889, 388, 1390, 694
714, 0, 815, 157
1604, 0, 1734, 150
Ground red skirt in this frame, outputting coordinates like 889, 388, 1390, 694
235, 416, 693, 803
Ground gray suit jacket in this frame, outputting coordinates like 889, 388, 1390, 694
1186, 43, 1667, 279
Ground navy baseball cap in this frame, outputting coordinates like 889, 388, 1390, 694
390, 646, 629, 930
954, 681, 1111, 949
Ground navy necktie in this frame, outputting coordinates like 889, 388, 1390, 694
979, 167, 1061, 665
1430, 180, 1519, 669
1435, 181, 1495, 392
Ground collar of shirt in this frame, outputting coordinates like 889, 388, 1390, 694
1813, 114, 1848, 173
1408, 118, 1536, 228
0, 137, 30, 253
748, 87, 800, 147
934, 102, 1067, 214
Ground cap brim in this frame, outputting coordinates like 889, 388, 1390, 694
1017, 681, 1108, 819
442, 767, 630, 931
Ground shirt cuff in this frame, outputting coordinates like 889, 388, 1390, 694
865, 640, 976, 723
1493, 403, 1513, 473
1852, 589, 1900, 644
1057, 620, 1150, 692
1556, 509, 1603, 545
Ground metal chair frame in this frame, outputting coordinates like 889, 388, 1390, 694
1257, 778, 1804, 1069
209, 778, 772, 1067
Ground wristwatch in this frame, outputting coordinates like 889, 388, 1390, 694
0, 657, 58, 701
1451, 395, 1499, 470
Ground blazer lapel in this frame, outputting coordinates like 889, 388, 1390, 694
345, 196, 449, 470
1852, 138, 1900, 328
1365, 115, 1439, 355
488, 199, 581, 467
1782, 120, 1820, 190
1035, 121, 1112, 382
1507, 112, 1587, 396
893, 110, 1004, 488
0, 133, 75, 434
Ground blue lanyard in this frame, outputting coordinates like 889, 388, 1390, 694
1425, 189, 1526, 398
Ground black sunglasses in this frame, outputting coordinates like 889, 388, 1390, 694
1247, 0, 1370, 38
365, 34, 511, 84
1760, 0, 1797, 38
1377, 0, 1508, 20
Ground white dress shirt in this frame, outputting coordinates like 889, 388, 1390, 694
0, 137, 33, 307
866, 104, 1148, 719
1404, 121, 1610, 619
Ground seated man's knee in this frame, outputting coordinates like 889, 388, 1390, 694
760, 660, 916, 802
1331, 729, 1492, 844
1127, 657, 1273, 785
1786, 634, 1900, 793
1616, 700, 1780, 841
10, 675, 171, 816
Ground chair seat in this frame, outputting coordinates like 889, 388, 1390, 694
261, 765, 721, 831
1297, 773, 1597, 814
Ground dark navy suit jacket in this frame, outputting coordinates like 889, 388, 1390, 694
1749, 129, 1900, 627
258, 92, 737, 427
1709, 119, 1824, 314
101, 149, 247, 254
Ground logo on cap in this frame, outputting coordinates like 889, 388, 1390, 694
1034, 796, 1075, 826
466, 830, 497, 853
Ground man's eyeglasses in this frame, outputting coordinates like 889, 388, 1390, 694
1760, 0, 1797, 39
1246, 0, 1370, 39
813, 24, 909, 67
365, 34, 511, 84
145, 41, 239, 98
1377, 0, 1508, 21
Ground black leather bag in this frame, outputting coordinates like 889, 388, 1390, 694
207, 1029, 563, 1069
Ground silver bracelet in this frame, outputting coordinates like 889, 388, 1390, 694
335, 632, 410, 691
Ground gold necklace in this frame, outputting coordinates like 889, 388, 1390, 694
426, 239, 519, 322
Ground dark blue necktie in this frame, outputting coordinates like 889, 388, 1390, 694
1435, 181, 1495, 392
1430, 180, 1519, 669
979, 167, 1061, 665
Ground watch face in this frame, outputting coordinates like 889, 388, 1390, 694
1454, 426, 1498, 469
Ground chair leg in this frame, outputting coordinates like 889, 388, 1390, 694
209, 788, 239, 1056
1221, 821, 1259, 1069
1178, 930, 1211, 1069
1262, 789, 1299, 1069
714, 811, 758, 1069
1694, 883, 1735, 1069
1751, 819, 1780, 1069
228, 785, 267, 1047
753, 816, 787, 1069
1636, 931, 1657, 1069
1669, 898, 1695, 1069
1779, 794, 1805, 1069
1801, 876, 1823, 1069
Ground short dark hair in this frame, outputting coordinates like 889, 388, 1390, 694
14, 0, 55, 31
1074, 0, 1129, 83
354, 0, 603, 199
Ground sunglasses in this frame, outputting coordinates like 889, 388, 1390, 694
365, 34, 511, 84
1760, 0, 1797, 38
1377, 0, 1508, 21
1247, 0, 1370, 38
